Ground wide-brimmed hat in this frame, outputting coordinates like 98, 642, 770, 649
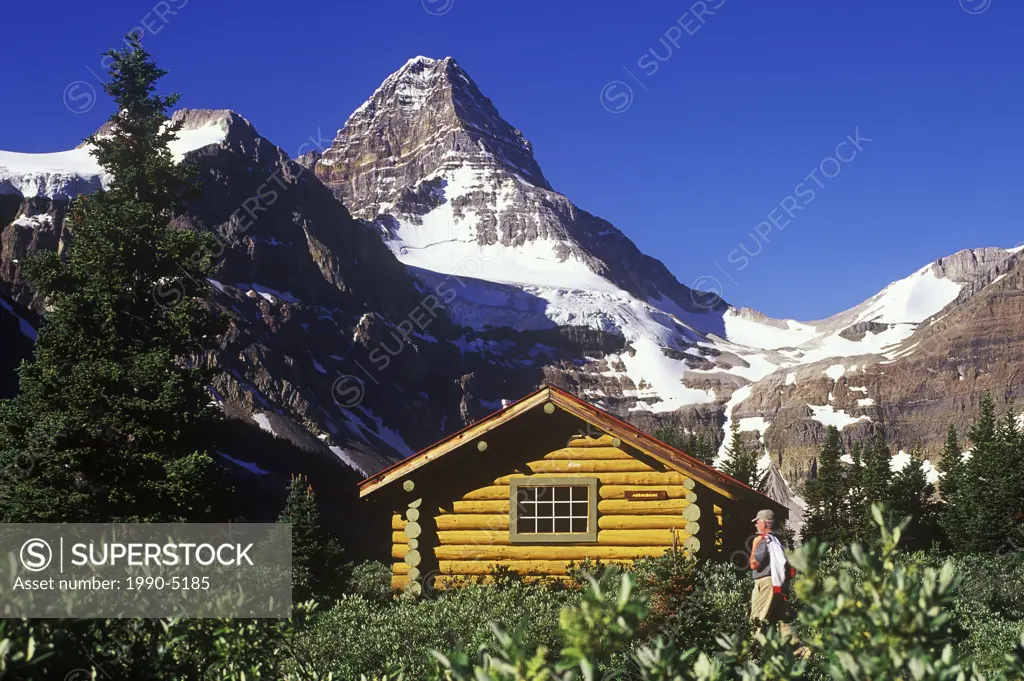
752, 509, 774, 523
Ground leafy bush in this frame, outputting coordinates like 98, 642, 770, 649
291, 579, 578, 679
632, 548, 753, 654
348, 560, 394, 604
425, 506, 1024, 680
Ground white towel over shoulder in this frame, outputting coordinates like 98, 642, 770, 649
764, 534, 787, 588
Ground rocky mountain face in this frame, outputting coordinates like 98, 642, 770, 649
307, 57, 724, 318
3, 57, 1022, 529
731, 247, 1024, 481
0, 108, 634, 479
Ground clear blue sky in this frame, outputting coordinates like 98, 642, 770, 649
2, 0, 1022, 319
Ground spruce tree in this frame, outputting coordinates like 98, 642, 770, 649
278, 476, 347, 602
652, 426, 715, 466
889, 450, 939, 551
0, 34, 228, 522
940, 394, 1024, 552
801, 426, 850, 545
720, 419, 766, 491
856, 432, 894, 541
937, 424, 963, 498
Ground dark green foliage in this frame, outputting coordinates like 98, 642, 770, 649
291, 581, 578, 679
278, 475, 348, 603
0, 34, 229, 523
720, 419, 767, 491
888, 450, 940, 550
940, 394, 1024, 553
859, 432, 893, 509
347, 560, 394, 604
802, 426, 851, 545
632, 548, 752, 653
804, 426, 941, 549
651, 426, 716, 466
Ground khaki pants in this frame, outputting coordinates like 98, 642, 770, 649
751, 576, 795, 640
750, 576, 776, 621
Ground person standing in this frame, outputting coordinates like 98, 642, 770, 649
749, 509, 788, 624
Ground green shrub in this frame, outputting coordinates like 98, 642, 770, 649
631, 548, 753, 653
348, 560, 394, 603
291, 579, 578, 679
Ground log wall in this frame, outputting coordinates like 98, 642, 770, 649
390, 434, 702, 590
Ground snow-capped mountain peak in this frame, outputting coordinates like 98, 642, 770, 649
0, 109, 236, 202
316, 55, 550, 220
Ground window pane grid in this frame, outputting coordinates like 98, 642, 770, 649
516, 485, 590, 535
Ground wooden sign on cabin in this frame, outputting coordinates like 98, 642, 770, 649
357, 384, 788, 595
625, 490, 669, 501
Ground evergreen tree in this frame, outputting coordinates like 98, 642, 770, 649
685, 432, 717, 467
278, 476, 347, 602
0, 34, 229, 522
941, 394, 1024, 552
889, 450, 939, 551
801, 426, 851, 545
720, 419, 766, 491
937, 424, 963, 498
845, 440, 866, 539
855, 432, 894, 541
651, 426, 715, 466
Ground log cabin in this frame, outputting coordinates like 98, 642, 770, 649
358, 385, 787, 594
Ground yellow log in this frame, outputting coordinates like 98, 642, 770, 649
599, 485, 689, 499
392, 532, 410, 544
685, 491, 698, 502
517, 459, 656, 473
435, 529, 692, 546
682, 504, 701, 521
404, 521, 422, 539
566, 434, 616, 447
495, 472, 688, 485
391, 575, 408, 589
434, 544, 671, 561
597, 529, 691, 546
408, 567, 420, 581
392, 514, 404, 530
406, 508, 420, 522
544, 447, 632, 459
682, 477, 695, 490
443, 500, 510, 514
436, 514, 509, 531
405, 549, 421, 567
685, 521, 700, 536
437, 559, 635, 576
393, 562, 409, 575
408, 538, 419, 550
598, 516, 692, 530
460, 485, 511, 501
597, 498, 691, 515
683, 536, 700, 553
438, 530, 509, 545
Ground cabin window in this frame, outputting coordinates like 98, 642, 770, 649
509, 476, 598, 543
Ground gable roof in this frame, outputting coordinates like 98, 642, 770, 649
358, 385, 786, 509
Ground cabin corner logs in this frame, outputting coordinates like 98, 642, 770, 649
371, 395, 774, 594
